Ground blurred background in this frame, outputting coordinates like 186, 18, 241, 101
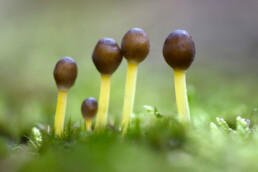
0, 0, 258, 136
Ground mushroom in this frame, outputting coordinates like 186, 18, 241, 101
162, 30, 195, 124
120, 28, 150, 134
53, 57, 77, 136
92, 38, 122, 131
81, 97, 98, 132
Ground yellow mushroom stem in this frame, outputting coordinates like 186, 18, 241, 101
95, 75, 111, 131
54, 90, 68, 136
85, 120, 92, 132
174, 70, 191, 124
121, 62, 138, 134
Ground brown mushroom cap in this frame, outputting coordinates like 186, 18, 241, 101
121, 28, 150, 64
163, 30, 195, 71
53, 57, 78, 91
81, 97, 98, 121
92, 38, 122, 76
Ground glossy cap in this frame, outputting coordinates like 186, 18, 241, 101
163, 30, 195, 71
81, 97, 98, 121
54, 57, 78, 91
121, 28, 150, 64
92, 38, 122, 76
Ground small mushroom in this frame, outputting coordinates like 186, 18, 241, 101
120, 28, 150, 134
81, 97, 98, 132
92, 38, 122, 131
53, 57, 77, 136
162, 30, 195, 124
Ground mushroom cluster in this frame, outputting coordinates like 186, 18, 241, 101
52, 28, 195, 136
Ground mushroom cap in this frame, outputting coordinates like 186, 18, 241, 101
53, 57, 78, 91
121, 28, 150, 64
81, 97, 98, 121
163, 30, 195, 71
92, 38, 122, 76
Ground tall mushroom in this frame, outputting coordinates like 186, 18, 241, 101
162, 30, 195, 124
53, 57, 77, 136
120, 28, 150, 134
92, 38, 122, 131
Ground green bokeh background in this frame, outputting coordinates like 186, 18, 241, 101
1, 0, 257, 135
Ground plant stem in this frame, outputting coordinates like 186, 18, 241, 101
85, 120, 92, 132
54, 90, 68, 136
121, 62, 138, 135
174, 70, 191, 124
95, 75, 111, 132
